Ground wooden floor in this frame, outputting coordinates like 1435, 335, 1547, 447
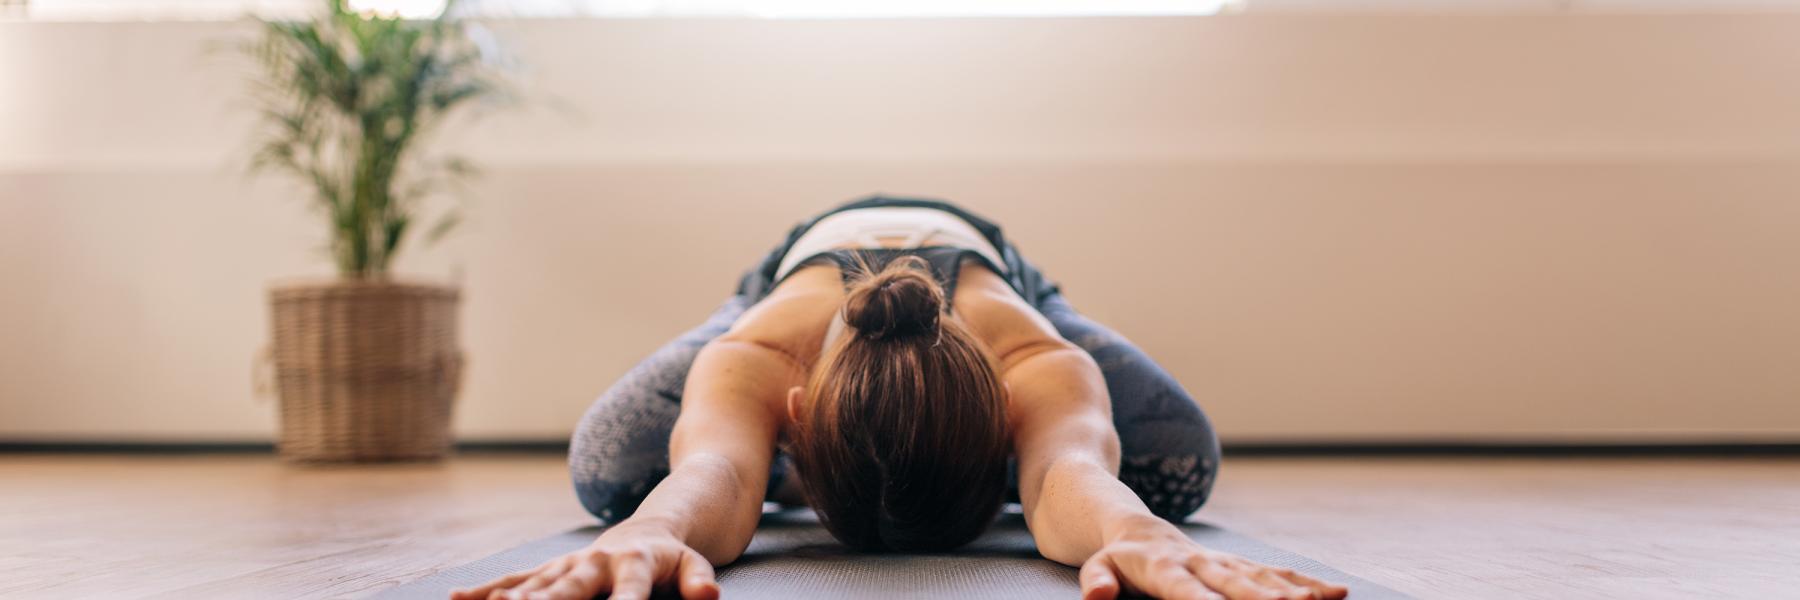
2, 454, 1796, 599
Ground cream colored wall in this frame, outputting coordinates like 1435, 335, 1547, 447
3, 16, 1799, 443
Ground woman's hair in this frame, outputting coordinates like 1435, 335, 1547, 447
788, 255, 1011, 552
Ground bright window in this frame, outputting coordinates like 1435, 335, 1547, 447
11, 0, 1800, 21
5, 0, 1239, 20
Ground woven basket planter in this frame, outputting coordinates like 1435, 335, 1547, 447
269, 280, 463, 462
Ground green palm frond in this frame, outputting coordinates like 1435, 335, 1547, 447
246, 0, 506, 278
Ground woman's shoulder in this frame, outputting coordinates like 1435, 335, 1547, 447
953, 264, 1077, 366
714, 265, 843, 365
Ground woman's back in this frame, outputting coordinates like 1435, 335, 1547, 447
712, 247, 1070, 427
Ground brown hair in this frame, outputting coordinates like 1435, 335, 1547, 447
788, 255, 1011, 552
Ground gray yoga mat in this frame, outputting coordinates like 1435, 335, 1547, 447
376, 510, 1410, 599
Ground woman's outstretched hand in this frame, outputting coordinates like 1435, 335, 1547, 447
1079, 527, 1348, 600
449, 523, 719, 600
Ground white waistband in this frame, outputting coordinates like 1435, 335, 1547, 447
774, 207, 1006, 281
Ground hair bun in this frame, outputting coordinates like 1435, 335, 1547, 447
843, 256, 944, 341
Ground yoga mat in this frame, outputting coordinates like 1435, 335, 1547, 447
376, 510, 1411, 599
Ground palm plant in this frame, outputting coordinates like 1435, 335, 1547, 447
249, 0, 502, 278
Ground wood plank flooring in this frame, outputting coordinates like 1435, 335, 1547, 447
1, 454, 1795, 599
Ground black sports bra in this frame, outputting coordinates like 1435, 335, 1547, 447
772, 246, 1007, 309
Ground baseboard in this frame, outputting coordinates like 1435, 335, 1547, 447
0, 441, 278, 454
4, 439, 1799, 456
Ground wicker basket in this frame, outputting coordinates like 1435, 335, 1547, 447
268, 280, 463, 462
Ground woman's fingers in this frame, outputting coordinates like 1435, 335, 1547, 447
1078, 552, 1121, 600
1193, 557, 1342, 600
1249, 568, 1319, 600
1274, 567, 1349, 600
675, 549, 721, 600
607, 551, 657, 600
501, 559, 572, 599
449, 568, 535, 600
1140, 559, 1218, 600
1189, 556, 1275, 600
528, 557, 607, 600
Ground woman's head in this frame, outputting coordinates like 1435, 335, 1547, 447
786, 255, 1011, 552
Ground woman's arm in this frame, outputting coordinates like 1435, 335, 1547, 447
1008, 347, 1348, 600
452, 335, 798, 600
654, 338, 796, 561
950, 271, 1346, 600
1006, 344, 1135, 561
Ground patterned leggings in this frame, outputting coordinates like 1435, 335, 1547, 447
568, 287, 1222, 524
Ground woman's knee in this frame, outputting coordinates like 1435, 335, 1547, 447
1109, 364, 1221, 520
1117, 382, 1222, 520
1121, 444, 1219, 521
1120, 412, 1221, 521
573, 468, 665, 524
567, 296, 753, 523
566, 338, 702, 524
568, 391, 680, 523
1039, 294, 1222, 518
572, 432, 795, 523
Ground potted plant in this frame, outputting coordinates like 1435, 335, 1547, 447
247, 0, 504, 461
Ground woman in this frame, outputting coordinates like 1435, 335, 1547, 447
455, 197, 1348, 600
